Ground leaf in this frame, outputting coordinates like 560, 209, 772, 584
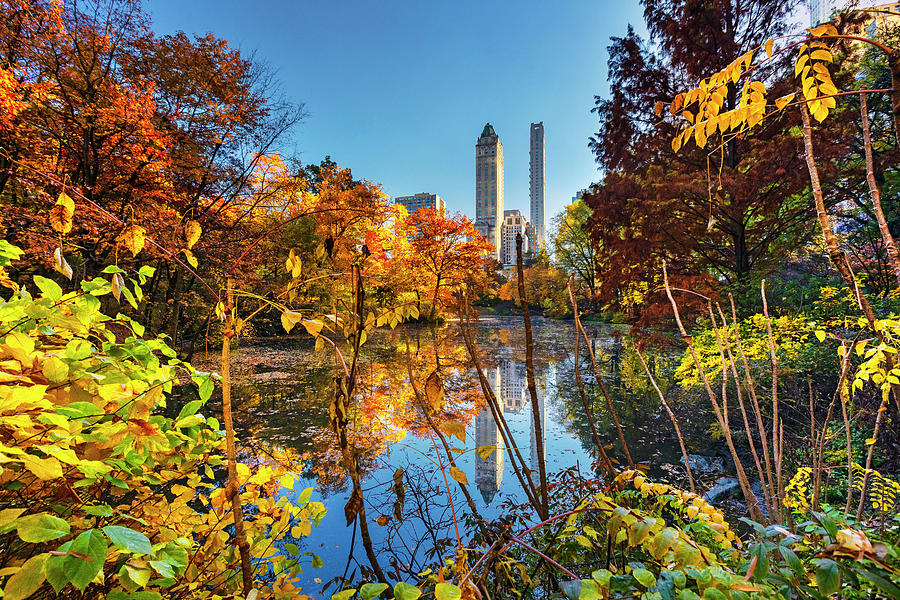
118, 224, 146, 257
302, 319, 324, 337
651, 528, 679, 559
280, 310, 303, 333
3, 553, 48, 600
50, 192, 75, 234
425, 371, 444, 410
393, 582, 421, 600
332, 590, 357, 600
579, 579, 602, 600
184, 220, 202, 249
809, 23, 838, 37
560, 580, 582, 600
33, 275, 63, 301
182, 249, 198, 269
814, 330, 826, 342
111, 272, 124, 302
434, 583, 461, 600
764, 38, 774, 59
46, 529, 107, 592
815, 559, 840, 596
633, 568, 657, 588
359, 583, 388, 599
53, 248, 73, 280
22, 455, 63, 481
449, 466, 468, 486
654, 101, 664, 116
475, 445, 496, 460
103, 526, 154, 556
440, 420, 466, 443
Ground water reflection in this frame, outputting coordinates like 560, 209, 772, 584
190, 316, 696, 593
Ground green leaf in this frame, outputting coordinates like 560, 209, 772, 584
858, 567, 900, 598
579, 580, 602, 600
702, 589, 727, 600
311, 554, 324, 569
17, 512, 70, 543
122, 562, 151, 587
816, 559, 840, 596
651, 528, 679, 559
64, 339, 92, 360
331, 590, 357, 600
46, 529, 107, 592
149, 560, 175, 578
197, 376, 214, 402
393, 582, 422, 600
103, 525, 154, 556
177, 400, 203, 421
298, 486, 314, 505
2, 553, 48, 600
434, 583, 462, 600
359, 583, 388, 599
560, 579, 581, 600
33, 275, 63, 301
633, 568, 657, 588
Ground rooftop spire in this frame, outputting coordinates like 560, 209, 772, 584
480, 122, 497, 138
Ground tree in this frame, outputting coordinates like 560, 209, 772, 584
551, 198, 598, 296
404, 208, 493, 320
585, 0, 839, 316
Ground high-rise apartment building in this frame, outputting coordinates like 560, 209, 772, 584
529, 122, 546, 248
475, 123, 504, 259
394, 192, 445, 215
809, 0, 843, 25
500, 210, 529, 266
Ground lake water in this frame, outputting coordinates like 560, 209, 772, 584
190, 315, 709, 596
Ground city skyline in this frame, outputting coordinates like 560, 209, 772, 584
148, 0, 649, 233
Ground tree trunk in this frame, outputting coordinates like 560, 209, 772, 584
860, 93, 900, 287
220, 276, 253, 593
516, 234, 549, 520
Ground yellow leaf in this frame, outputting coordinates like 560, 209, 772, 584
439, 420, 466, 443
302, 319, 324, 337
449, 466, 468, 486
280, 475, 294, 490
184, 220, 202, 249
810, 49, 832, 62
50, 192, 75, 235
774, 94, 795, 111
865, 438, 876, 445
765, 38, 774, 59
654, 101, 664, 116
280, 311, 303, 333
809, 23, 838, 37
182, 248, 198, 269
815, 330, 826, 342
22, 455, 62, 480
118, 224, 146, 257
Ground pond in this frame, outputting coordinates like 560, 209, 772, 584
189, 314, 725, 595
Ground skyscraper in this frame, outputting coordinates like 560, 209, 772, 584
529, 122, 545, 248
475, 123, 504, 259
500, 210, 529, 266
394, 193, 446, 215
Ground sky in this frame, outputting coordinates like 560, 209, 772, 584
148, 0, 649, 231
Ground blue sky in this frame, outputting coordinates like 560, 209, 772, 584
149, 0, 647, 231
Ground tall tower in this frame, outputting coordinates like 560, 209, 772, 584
475, 123, 504, 259
529, 122, 545, 248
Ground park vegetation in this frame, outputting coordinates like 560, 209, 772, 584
0, 0, 899, 599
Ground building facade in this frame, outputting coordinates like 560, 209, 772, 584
500, 210, 529, 266
529, 122, 545, 248
394, 192, 445, 215
475, 123, 504, 259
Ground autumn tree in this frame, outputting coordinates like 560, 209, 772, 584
585, 0, 838, 317
403, 208, 493, 320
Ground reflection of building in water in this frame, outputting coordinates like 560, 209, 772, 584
499, 359, 527, 412
475, 405, 503, 504
475, 368, 503, 504
530, 372, 546, 473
